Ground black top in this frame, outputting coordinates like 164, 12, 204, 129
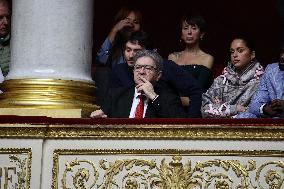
180, 64, 213, 92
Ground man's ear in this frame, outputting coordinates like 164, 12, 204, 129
156, 71, 162, 81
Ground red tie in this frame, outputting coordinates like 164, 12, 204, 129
134, 95, 145, 118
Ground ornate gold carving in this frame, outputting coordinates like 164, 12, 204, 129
98, 158, 156, 189
62, 159, 98, 189
0, 148, 32, 189
52, 149, 284, 189
0, 78, 99, 117
0, 125, 46, 138
9, 155, 28, 189
46, 125, 284, 140
256, 161, 284, 189
1, 124, 284, 140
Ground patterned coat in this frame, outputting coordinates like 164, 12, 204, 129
201, 61, 264, 118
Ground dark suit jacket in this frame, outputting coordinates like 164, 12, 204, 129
107, 60, 202, 118
101, 86, 187, 118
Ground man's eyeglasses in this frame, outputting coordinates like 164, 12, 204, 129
134, 64, 157, 72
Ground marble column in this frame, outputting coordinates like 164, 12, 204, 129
0, 0, 98, 117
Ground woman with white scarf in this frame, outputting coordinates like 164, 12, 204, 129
201, 34, 264, 118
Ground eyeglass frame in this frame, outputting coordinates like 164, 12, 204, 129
133, 64, 157, 72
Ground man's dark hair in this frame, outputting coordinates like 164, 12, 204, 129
126, 31, 154, 50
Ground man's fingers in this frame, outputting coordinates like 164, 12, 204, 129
140, 77, 149, 82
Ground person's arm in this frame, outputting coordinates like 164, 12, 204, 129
196, 55, 214, 92
247, 65, 271, 117
95, 38, 113, 65
95, 19, 135, 65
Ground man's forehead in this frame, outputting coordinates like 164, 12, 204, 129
0, 4, 9, 14
0, 2, 9, 9
125, 41, 143, 50
136, 56, 155, 64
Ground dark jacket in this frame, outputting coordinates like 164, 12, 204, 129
101, 86, 187, 118
106, 60, 202, 118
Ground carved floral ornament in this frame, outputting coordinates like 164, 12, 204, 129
52, 150, 284, 189
0, 148, 32, 189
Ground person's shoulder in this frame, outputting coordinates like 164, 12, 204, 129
212, 74, 224, 83
113, 62, 128, 69
267, 63, 279, 68
264, 63, 280, 72
162, 59, 182, 71
112, 63, 129, 72
168, 51, 181, 61
200, 51, 214, 69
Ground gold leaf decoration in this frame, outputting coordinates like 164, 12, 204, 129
256, 161, 284, 189
9, 155, 28, 189
53, 149, 284, 189
62, 159, 98, 189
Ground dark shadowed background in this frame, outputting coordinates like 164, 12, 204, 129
93, 0, 282, 76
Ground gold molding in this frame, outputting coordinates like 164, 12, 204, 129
1, 124, 284, 140
0, 78, 99, 117
0, 148, 32, 188
0, 124, 47, 138
46, 125, 284, 140
52, 149, 284, 189
53, 148, 284, 156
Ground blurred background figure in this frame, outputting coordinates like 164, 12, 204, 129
95, 6, 142, 67
201, 34, 264, 118
168, 13, 214, 92
93, 6, 142, 108
0, 0, 11, 77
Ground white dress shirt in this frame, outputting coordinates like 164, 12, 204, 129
129, 88, 149, 118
